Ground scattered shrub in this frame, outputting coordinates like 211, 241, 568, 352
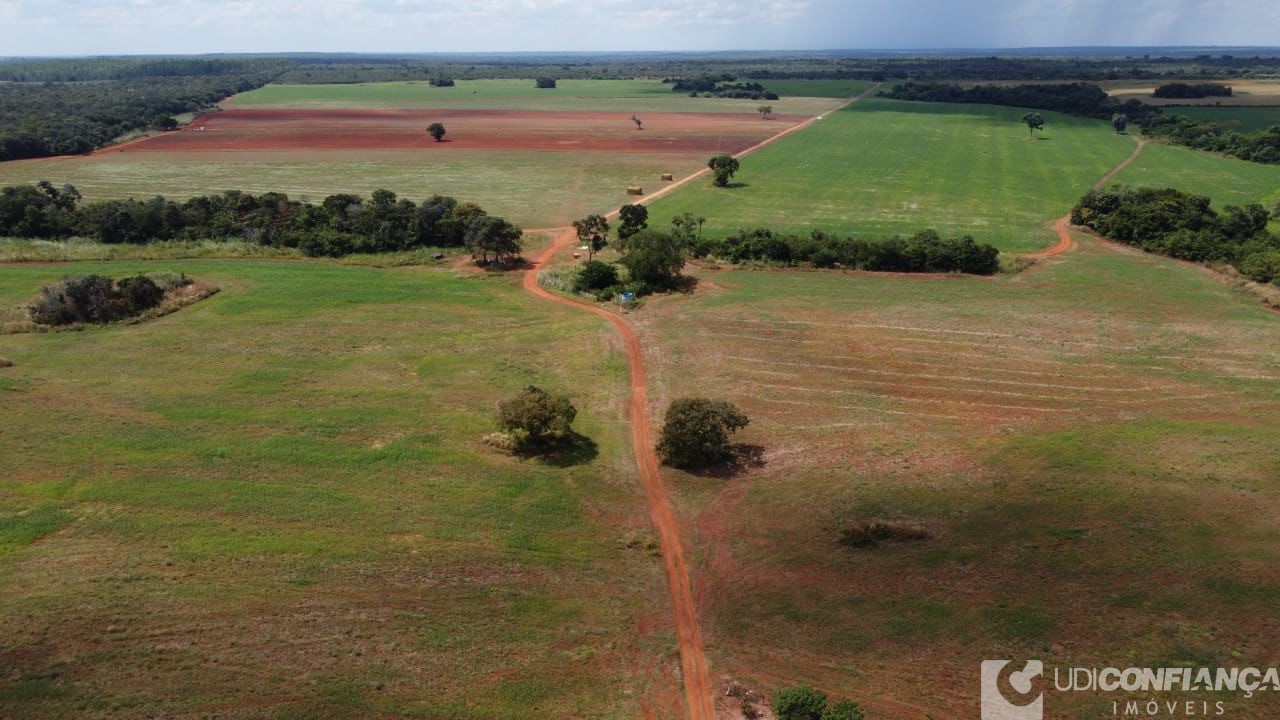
839, 521, 932, 549
495, 386, 577, 448
656, 398, 749, 469
773, 685, 828, 720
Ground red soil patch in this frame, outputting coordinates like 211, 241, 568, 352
103, 108, 808, 155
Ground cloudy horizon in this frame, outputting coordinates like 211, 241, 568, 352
2, 0, 1279, 57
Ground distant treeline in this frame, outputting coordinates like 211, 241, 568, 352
1153, 82, 1232, 99
0, 59, 288, 161
0, 182, 522, 259
664, 76, 779, 100
690, 227, 1001, 275
882, 81, 1280, 165
1072, 187, 1280, 283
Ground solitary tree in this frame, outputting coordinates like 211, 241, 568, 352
631, 114, 643, 130
535, 77, 557, 89
1111, 113, 1129, 134
427, 123, 447, 142
619, 230, 686, 291
464, 215, 523, 265
1022, 112, 1046, 136
656, 397, 749, 469
617, 203, 649, 243
757, 105, 773, 119
708, 154, 741, 187
572, 214, 610, 260
496, 386, 577, 448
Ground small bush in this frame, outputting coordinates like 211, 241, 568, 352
495, 386, 577, 448
28, 274, 167, 326
656, 397, 750, 469
773, 685, 828, 720
1240, 250, 1280, 284
574, 260, 620, 293
839, 521, 932, 549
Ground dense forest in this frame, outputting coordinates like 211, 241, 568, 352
1153, 82, 1233, 98
1072, 187, 1280, 283
690, 227, 1002, 275
0, 59, 288, 161
0, 182, 522, 259
665, 76, 779, 99
882, 81, 1280, 165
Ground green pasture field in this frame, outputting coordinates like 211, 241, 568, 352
226, 79, 843, 116
638, 234, 1280, 718
1168, 105, 1280, 133
0, 259, 672, 719
0, 149, 707, 229
646, 97, 1140, 253
1110, 140, 1280, 210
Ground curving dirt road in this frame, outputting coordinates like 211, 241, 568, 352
518, 88, 879, 720
1026, 135, 1147, 260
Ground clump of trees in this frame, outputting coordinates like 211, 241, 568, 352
1072, 187, 1280, 283
666, 76, 779, 100
535, 77, 557, 89
428, 78, 456, 87
495, 386, 577, 449
707, 155, 740, 187
656, 398, 749, 469
697, 227, 1001, 275
883, 81, 1280, 166
1154, 82, 1232, 99
617, 204, 649, 241
772, 686, 866, 720
426, 122, 447, 142
572, 260, 621, 297
29, 274, 166, 325
0, 183, 522, 261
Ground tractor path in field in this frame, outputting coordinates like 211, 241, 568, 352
522, 87, 878, 720
1027, 135, 1147, 259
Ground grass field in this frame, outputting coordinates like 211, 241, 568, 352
0, 149, 710, 229
1168, 105, 1280, 132
227, 80, 843, 116
646, 98, 1139, 253
0, 259, 683, 719
634, 235, 1280, 718
1110, 140, 1280, 210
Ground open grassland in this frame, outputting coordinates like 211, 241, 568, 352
1110, 141, 1280, 210
0, 149, 709, 229
1103, 78, 1280, 106
635, 237, 1280, 718
227, 79, 843, 116
646, 98, 1139, 253
0, 259, 682, 719
1169, 105, 1280, 132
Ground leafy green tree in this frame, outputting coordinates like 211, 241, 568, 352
535, 77, 557, 89
670, 212, 706, 246
619, 230, 686, 291
656, 398, 749, 469
496, 386, 577, 447
708, 154, 741, 187
572, 214, 610, 260
772, 685, 828, 720
1240, 250, 1280, 283
822, 700, 866, 720
464, 215, 523, 265
617, 203, 649, 243
152, 114, 178, 131
427, 122, 447, 142
573, 260, 620, 293
1111, 113, 1128, 134
1022, 112, 1046, 136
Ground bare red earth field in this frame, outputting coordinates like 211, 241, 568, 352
108, 109, 808, 154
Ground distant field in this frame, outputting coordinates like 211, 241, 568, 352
0, 149, 710, 229
637, 233, 1280, 719
1103, 78, 1280, 106
646, 97, 1138, 253
0, 259, 672, 719
227, 79, 843, 116
1168, 105, 1280, 132
1110, 140, 1280, 210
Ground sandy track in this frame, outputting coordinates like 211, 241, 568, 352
519, 87, 878, 720
1027, 135, 1147, 259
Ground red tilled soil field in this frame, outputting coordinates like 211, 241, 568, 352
107, 109, 808, 155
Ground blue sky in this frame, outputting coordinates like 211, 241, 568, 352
2, 0, 1278, 56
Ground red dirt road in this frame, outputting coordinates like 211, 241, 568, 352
1026, 136, 1147, 260
104, 108, 808, 155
